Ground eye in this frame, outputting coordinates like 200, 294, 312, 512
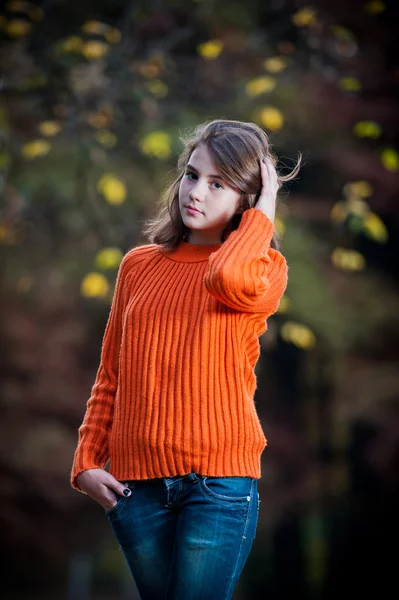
185, 172, 223, 189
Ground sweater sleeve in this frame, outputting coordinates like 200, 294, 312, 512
203, 208, 288, 315
70, 252, 133, 493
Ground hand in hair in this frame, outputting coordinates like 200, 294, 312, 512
254, 156, 278, 223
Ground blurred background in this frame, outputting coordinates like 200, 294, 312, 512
1, 0, 398, 598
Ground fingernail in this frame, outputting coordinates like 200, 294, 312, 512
123, 488, 131, 496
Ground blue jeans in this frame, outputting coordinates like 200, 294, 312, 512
105, 472, 260, 600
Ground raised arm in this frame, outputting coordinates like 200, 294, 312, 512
203, 208, 288, 316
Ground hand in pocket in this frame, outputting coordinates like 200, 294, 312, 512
75, 468, 131, 510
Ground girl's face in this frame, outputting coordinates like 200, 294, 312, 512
178, 143, 242, 244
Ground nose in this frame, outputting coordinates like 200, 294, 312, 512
189, 180, 207, 202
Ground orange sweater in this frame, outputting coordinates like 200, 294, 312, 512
71, 208, 288, 492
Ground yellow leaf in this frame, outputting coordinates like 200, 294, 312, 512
95, 248, 124, 269
81, 21, 110, 35
291, 8, 317, 27
245, 76, 276, 97
347, 197, 370, 217
95, 130, 117, 148
343, 180, 374, 198
363, 212, 388, 243
105, 28, 121, 44
380, 148, 399, 172
59, 36, 83, 53
263, 56, 288, 73
21, 139, 51, 159
330, 201, 348, 223
139, 131, 171, 159
280, 321, 316, 349
6, 18, 31, 37
39, 120, 61, 137
259, 107, 284, 131
81, 41, 109, 60
145, 80, 169, 98
353, 120, 381, 138
81, 273, 109, 298
331, 247, 366, 271
339, 77, 362, 92
197, 40, 224, 60
97, 174, 126, 205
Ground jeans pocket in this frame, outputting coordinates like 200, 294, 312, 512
200, 476, 255, 502
105, 495, 125, 517
105, 481, 135, 518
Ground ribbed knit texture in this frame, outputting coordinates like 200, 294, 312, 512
71, 208, 288, 492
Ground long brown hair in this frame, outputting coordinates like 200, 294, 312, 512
142, 119, 302, 252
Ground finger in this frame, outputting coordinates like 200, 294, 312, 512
95, 470, 131, 498
260, 157, 271, 185
103, 474, 132, 497
263, 156, 278, 186
263, 156, 276, 174
262, 156, 274, 174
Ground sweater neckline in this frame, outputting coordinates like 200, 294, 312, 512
160, 240, 223, 263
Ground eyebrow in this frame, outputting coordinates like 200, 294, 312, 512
185, 164, 224, 180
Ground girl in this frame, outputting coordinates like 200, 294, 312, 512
71, 119, 301, 599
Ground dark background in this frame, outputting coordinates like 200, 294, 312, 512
1, 0, 398, 598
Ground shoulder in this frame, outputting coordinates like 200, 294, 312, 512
119, 243, 160, 276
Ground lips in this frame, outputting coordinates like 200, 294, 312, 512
186, 205, 202, 213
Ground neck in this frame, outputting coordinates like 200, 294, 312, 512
160, 239, 223, 263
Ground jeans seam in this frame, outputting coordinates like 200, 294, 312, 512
223, 478, 255, 599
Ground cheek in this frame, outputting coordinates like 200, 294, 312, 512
179, 179, 189, 195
